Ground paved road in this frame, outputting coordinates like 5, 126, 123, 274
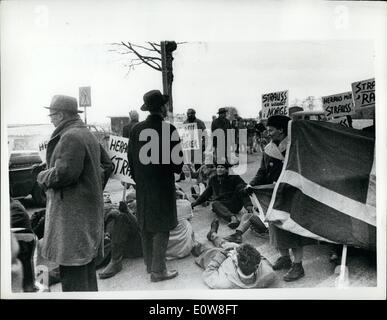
24, 152, 377, 293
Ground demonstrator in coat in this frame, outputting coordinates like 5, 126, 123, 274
128, 90, 183, 282
37, 95, 113, 291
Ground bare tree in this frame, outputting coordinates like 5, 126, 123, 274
110, 41, 163, 72
110, 41, 186, 116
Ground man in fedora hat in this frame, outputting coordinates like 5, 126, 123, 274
191, 160, 253, 230
128, 89, 183, 282
37, 95, 113, 291
211, 107, 232, 161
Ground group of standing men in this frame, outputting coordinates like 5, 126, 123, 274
35, 89, 307, 292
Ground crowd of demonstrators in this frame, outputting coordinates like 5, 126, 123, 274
13, 90, 373, 292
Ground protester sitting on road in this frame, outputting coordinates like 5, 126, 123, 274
193, 219, 275, 289
98, 192, 143, 280
99, 186, 198, 279
224, 115, 314, 282
166, 186, 196, 260
191, 161, 254, 229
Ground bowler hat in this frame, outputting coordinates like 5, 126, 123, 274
45, 95, 83, 113
217, 107, 227, 114
140, 90, 169, 111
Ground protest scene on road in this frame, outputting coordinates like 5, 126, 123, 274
2, 1, 385, 300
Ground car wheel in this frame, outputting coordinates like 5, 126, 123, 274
32, 183, 46, 207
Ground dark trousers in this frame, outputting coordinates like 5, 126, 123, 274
108, 212, 143, 261
59, 259, 98, 292
141, 231, 169, 273
212, 191, 252, 221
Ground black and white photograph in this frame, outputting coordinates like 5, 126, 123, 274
1, 0, 386, 302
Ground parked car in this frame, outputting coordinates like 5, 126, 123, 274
9, 150, 46, 206
291, 110, 327, 121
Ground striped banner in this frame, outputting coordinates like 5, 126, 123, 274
266, 120, 376, 250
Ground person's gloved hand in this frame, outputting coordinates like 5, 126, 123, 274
32, 163, 46, 175
119, 201, 129, 213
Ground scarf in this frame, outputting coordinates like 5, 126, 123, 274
263, 136, 288, 161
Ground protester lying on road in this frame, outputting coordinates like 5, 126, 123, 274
192, 219, 276, 289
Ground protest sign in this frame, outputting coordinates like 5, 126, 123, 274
322, 91, 355, 118
108, 135, 134, 184
79, 86, 91, 107
177, 122, 200, 151
261, 90, 288, 119
37, 140, 48, 163
351, 78, 375, 111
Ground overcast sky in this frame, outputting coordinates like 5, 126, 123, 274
1, 0, 386, 124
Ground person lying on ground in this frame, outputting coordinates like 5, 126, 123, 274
191, 161, 253, 229
193, 219, 276, 289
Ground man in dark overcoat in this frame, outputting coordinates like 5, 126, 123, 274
127, 90, 183, 282
211, 107, 231, 161
37, 95, 113, 291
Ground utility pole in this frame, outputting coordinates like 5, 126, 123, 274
161, 41, 177, 122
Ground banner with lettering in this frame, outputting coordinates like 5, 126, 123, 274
177, 123, 200, 151
37, 140, 49, 163
322, 91, 355, 118
351, 78, 375, 111
261, 90, 289, 119
108, 135, 134, 184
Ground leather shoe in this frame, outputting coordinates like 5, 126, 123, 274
99, 260, 123, 279
283, 263, 305, 282
272, 256, 292, 271
227, 216, 240, 229
151, 269, 178, 282
206, 219, 219, 241
223, 231, 242, 244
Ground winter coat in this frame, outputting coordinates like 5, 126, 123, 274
122, 119, 139, 138
127, 114, 183, 232
211, 117, 231, 148
249, 138, 288, 186
194, 174, 248, 206
37, 117, 113, 266
166, 199, 195, 260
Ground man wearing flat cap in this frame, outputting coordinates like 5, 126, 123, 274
127, 90, 183, 282
225, 115, 314, 282
211, 107, 232, 162
37, 95, 113, 291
